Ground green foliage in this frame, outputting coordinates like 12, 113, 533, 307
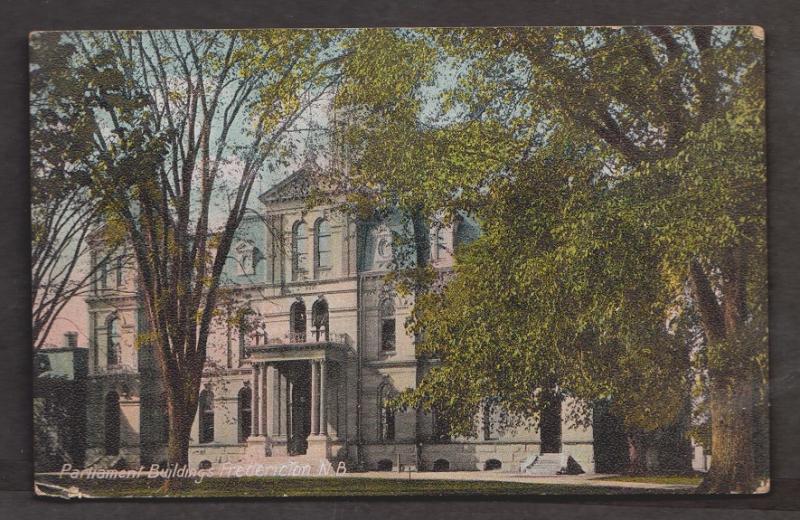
31, 29, 343, 465
332, 27, 766, 448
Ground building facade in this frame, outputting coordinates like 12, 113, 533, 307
83, 168, 596, 473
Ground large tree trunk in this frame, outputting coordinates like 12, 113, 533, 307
696, 371, 756, 493
166, 397, 192, 468
690, 250, 758, 493
161, 375, 200, 493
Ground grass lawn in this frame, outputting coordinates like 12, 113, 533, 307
35, 475, 695, 498
595, 474, 703, 487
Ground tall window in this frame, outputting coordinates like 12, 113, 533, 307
106, 313, 120, 367
91, 252, 98, 293
378, 383, 395, 442
314, 218, 332, 273
291, 220, 308, 281
290, 299, 307, 342
116, 255, 123, 286
100, 257, 108, 290
238, 385, 252, 442
199, 389, 214, 444
380, 295, 396, 351
105, 391, 120, 455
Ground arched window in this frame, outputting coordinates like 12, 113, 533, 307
198, 388, 214, 444
106, 313, 120, 367
433, 459, 450, 472
290, 299, 307, 342
291, 221, 308, 281
311, 296, 329, 341
380, 294, 396, 352
378, 383, 395, 442
238, 385, 252, 442
105, 391, 120, 455
314, 218, 332, 273
484, 459, 502, 471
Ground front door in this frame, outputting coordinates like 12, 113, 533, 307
288, 363, 311, 455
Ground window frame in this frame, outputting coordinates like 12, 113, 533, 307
198, 389, 215, 444
238, 385, 253, 443
115, 255, 124, 287
106, 313, 120, 367
378, 383, 395, 442
291, 220, 308, 281
379, 294, 396, 352
314, 218, 332, 273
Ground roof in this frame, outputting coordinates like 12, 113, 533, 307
258, 160, 317, 205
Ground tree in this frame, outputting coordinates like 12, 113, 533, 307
434, 26, 765, 492
330, 27, 766, 491
30, 33, 123, 350
326, 29, 517, 295
34, 29, 339, 478
400, 134, 694, 473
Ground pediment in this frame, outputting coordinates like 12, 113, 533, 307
258, 163, 316, 205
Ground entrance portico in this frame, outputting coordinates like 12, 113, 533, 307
244, 335, 350, 461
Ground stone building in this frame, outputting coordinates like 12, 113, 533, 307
83, 167, 597, 473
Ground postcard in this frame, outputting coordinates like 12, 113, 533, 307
31, 26, 767, 498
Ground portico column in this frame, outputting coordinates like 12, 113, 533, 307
319, 359, 327, 435
260, 362, 269, 437
311, 360, 320, 435
251, 363, 261, 436
265, 364, 275, 437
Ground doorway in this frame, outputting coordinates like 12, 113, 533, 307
287, 362, 311, 455
539, 391, 562, 454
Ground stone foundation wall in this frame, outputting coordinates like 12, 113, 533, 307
188, 444, 248, 469
362, 441, 595, 473
362, 443, 418, 471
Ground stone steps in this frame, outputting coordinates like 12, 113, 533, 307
518, 453, 565, 476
